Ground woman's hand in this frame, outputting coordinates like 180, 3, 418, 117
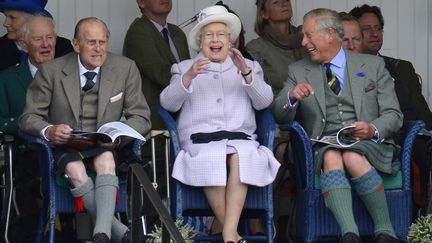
229, 48, 252, 83
182, 58, 210, 88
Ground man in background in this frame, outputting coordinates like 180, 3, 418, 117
123, 0, 189, 131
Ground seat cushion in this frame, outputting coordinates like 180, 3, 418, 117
314, 170, 402, 190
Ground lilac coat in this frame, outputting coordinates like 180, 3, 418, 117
160, 52, 280, 187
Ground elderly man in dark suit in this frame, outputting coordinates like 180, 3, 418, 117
20, 17, 151, 243
272, 8, 402, 243
350, 4, 432, 215
0, 0, 73, 71
123, 0, 189, 130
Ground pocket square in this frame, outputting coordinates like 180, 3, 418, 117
364, 83, 376, 92
110, 92, 123, 103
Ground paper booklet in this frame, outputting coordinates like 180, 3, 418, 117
67, 121, 145, 150
311, 125, 360, 148
418, 128, 432, 138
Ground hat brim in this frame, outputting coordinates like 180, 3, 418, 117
188, 12, 241, 51
0, 2, 51, 17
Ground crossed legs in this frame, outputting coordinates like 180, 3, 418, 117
203, 153, 248, 243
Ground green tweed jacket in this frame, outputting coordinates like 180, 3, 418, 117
0, 59, 32, 134
271, 50, 403, 142
123, 16, 190, 130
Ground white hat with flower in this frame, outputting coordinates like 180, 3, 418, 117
187, 5, 241, 51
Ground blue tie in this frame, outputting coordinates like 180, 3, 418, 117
162, 28, 170, 46
83, 71, 97, 91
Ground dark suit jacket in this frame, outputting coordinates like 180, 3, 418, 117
382, 55, 432, 130
123, 16, 190, 129
0, 34, 74, 71
272, 50, 403, 142
19, 52, 151, 138
0, 59, 32, 134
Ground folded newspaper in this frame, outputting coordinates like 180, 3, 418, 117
67, 122, 145, 150
311, 125, 359, 148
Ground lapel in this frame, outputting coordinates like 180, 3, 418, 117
142, 17, 177, 64
61, 53, 81, 124
16, 59, 33, 92
305, 60, 326, 116
345, 51, 366, 119
96, 54, 115, 126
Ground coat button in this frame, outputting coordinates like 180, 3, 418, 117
213, 74, 219, 79
321, 118, 325, 123
216, 98, 222, 103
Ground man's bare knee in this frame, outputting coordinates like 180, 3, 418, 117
93, 151, 116, 175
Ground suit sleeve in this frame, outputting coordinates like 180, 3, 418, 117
122, 61, 152, 135
370, 58, 404, 139
270, 67, 298, 124
19, 65, 54, 137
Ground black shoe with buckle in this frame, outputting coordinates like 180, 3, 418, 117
375, 233, 399, 243
340, 232, 361, 243
93, 232, 110, 243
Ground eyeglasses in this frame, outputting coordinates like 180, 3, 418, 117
201, 31, 229, 40
361, 25, 383, 33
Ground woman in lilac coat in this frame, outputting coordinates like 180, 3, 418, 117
160, 5, 280, 243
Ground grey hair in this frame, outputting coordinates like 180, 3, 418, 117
304, 8, 344, 41
20, 13, 56, 41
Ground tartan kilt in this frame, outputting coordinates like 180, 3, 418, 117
313, 140, 401, 175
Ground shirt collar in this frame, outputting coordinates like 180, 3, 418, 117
77, 55, 100, 76
329, 47, 345, 68
27, 58, 38, 78
149, 18, 168, 33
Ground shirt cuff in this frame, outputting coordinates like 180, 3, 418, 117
41, 125, 53, 141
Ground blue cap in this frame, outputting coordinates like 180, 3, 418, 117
0, 0, 52, 17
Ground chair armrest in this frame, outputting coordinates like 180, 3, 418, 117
156, 102, 181, 157
279, 121, 314, 189
399, 120, 425, 190
255, 109, 276, 149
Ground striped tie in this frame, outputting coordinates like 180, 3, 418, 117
325, 63, 341, 95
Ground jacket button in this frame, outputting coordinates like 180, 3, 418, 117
216, 98, 222, 103
213, 74, 219, 79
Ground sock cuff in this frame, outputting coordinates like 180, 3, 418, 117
70, 177, 94, 197
352, 167, 383, 194
320, 169, 351, 191
95, 174, 119, 189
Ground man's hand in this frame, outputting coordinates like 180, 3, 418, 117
45, 124, 72, 144
351, 121, 376, 140
289, 83, 315, 102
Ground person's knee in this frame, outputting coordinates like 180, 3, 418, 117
342, 151, 371, 176
94, 151, 116, 175
322, 149, 343, 171
65, 161, 89, 187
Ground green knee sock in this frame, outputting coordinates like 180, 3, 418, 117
321, 170, 359, 235
352, 168, 396, 237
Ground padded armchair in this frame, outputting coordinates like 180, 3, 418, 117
157, 102, 275, 243
280, 120, 425, 243
18, 131, 144, 243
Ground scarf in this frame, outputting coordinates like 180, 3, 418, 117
260, 24, 303, 50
